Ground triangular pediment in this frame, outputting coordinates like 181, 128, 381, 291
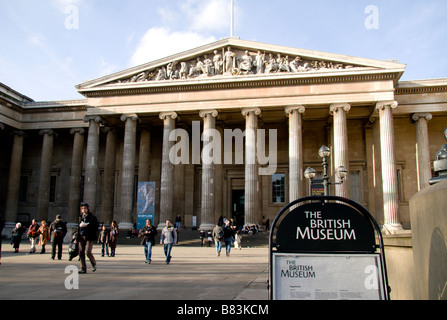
76, 38, 406, 96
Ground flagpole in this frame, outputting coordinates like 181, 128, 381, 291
231, 0, 234, 38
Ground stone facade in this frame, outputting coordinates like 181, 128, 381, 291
1, 38, 447, 235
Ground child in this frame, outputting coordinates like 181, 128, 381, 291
234, 230, 242, 250
98, 225, 110, 257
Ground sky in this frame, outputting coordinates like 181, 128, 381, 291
1, 0, 446, 101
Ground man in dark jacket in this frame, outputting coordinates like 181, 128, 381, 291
50, 215, 67, 260
140, 219, 157, 263
78, 203, 98, 273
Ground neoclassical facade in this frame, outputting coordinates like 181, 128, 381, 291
1, 38, 446, 235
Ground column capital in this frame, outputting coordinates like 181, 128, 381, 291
83, 115, 104, 124
199, 109, 218, 118
120, 114, 138, 122
39, 129, 58, 137
330, 103, 351, 114
70, 128, 85, 135
376, 101, 398, 111
101, 127, 116, 134
285, 105, 305, 116
11, 130, 26, 137
241, 107, 261, 117
412, 113, 433, 122
159, 112, 178, 121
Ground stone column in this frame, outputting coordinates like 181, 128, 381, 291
412, 113, 433, 190
5, 131, 26, 223
101, 127, 117, 224
285, 105, 305, 202
214, 123, 224, 223
199, 110, 218, 231
330, 103, 351, 198
376, 101, 403, 232
158, 112, 177, 228
120, 114, 138, 230
68, 128, 85, 224
83, 116, 102, 213
37, 130, 57, 221
138, 128, 151, 182
242, 107, 261, 226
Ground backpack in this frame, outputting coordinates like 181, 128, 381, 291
216, 227, 224, 240
53, 224, 63, 237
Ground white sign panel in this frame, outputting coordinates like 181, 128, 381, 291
273, 253, 386, 300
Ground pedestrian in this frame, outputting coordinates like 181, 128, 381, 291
50, 215, 67, 260
160, 219, 177, 264
109, 221, 119, 257
140, 219, 157, 264
212, 223, 224, 256
234, 230, 242, 250
78, 203, 98, 273
199, 230, 205, 247
38, 220, 50, 254
223, 219, 235, 257
98, 225, 110, 257
27, 219, 40, 254
206, 230, 213, 247
175, 214, 181, 230
11, 223, 25, 253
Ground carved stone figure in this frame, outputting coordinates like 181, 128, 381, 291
213, 50, 223, 75
239, 51, 253, 74
224, 46, 236, 74
254, 50, 265, 74
108, 46, 358, 85
189, 58, 204, 78
179, 62, 188, 79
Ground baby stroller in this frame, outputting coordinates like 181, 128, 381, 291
68, 231, 79, 261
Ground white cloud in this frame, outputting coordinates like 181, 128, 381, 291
181, 0, 231, 32
129, 0, 235, 67
130, 27, 216, 67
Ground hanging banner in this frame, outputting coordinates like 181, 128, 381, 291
137, 182, 155, 230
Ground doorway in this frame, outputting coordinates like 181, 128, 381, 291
232, 190, 245, 230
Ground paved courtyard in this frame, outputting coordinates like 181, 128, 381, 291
0, 234, 269, 300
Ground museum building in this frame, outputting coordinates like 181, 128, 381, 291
1, 38, 446, 235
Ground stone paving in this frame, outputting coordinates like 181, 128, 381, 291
0, 232, 269, 300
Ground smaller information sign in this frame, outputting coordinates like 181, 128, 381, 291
273, 253, 386, 300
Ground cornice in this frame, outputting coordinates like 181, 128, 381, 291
81, 71, 399, 98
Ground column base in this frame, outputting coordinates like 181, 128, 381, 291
118, 222, 134, 231
1, 222, 16, 239
382, 223, 404, 235
199, 224, 215, 232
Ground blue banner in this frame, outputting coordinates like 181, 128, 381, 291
137, 181, 155, 230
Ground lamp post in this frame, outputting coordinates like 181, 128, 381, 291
304, 145, 348, 196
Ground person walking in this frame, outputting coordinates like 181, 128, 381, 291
38, 220, 50, 254
212, 223, 224, 256
78, 203, 99, 273
140, 219, 157, 264
98, 225, 110, 257
49, 215, 67, 260
223, 219, 235, 257
109, 221, 119, 257
11, 223, 25, 253
27, 219, 40, 254
160, 219, 177, 264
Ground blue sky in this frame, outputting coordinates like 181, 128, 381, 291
1, 0, 446, 101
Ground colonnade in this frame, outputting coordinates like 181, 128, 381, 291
2, 101, 434, 233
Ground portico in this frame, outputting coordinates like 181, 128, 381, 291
1, 38, 446, 236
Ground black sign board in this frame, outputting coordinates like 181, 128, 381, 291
276, 202, 376, 253
269, 196, 390, 300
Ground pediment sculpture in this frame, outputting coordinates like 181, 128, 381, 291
110, 46, 362, 85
